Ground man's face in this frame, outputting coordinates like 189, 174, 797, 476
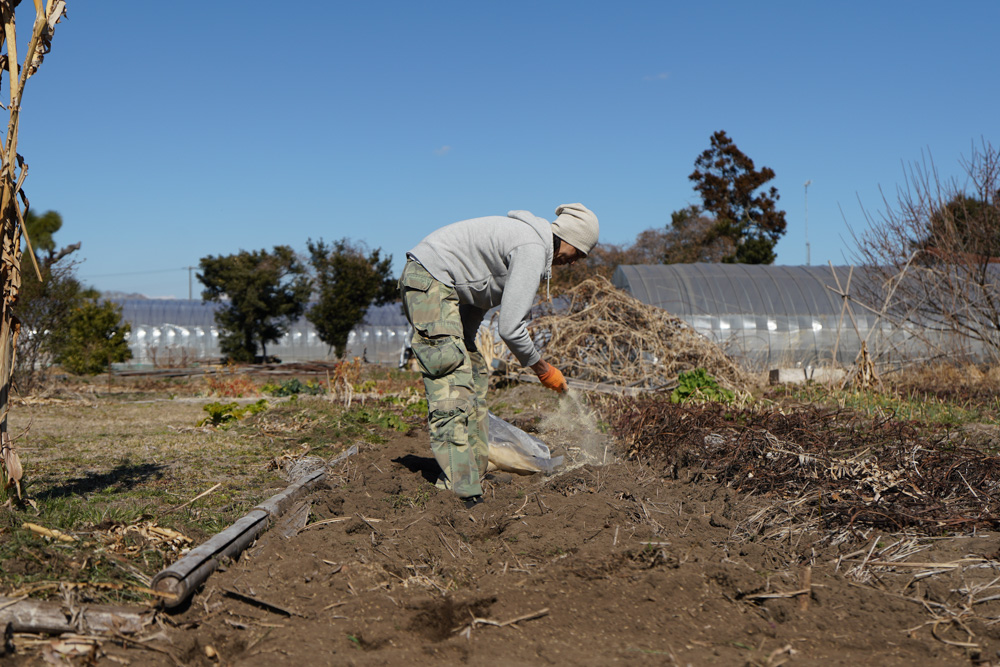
553, 242, 586, 266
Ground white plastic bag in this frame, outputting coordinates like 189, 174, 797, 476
487, 412, 563, 475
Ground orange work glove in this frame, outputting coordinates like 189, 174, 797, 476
537, 364, 568, 393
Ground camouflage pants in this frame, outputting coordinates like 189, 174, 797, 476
399, 259, 489, 498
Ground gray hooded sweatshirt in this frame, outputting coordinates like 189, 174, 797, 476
407, 210, 553, 367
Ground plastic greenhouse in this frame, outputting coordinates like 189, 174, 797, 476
112, 299, 410, 368
611, 263, 983, 370
112, 263, 986, 372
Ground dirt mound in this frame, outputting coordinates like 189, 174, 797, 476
74, 391, 1000, 666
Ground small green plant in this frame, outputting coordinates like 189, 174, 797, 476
198, 399, 269, 427
262, 378, 325, 397
671, 368, 735, 404
402, 398, 428, 418
50, 292, 133, 375
353, 379, 377, 393
342, 407, 407, 433
383, 391, 426, 418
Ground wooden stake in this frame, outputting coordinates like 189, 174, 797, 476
798, 566, 812, 612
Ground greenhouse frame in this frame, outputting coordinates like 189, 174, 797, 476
112, 299, 410, 367
611, 263, 985, 370
112, 263, 988, 371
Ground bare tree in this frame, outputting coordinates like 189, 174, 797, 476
849, 140, 1000, 361
662, 205, 735, 264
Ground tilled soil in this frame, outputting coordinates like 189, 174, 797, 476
91, 416, 1000, 666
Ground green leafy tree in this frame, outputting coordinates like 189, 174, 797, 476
918, 192, 1000, 260
198, 246, 311, 363
51, 290, 132, 375
305, 238, 396, 358
14, 210, 87, 390
689, 130, 787, 264
15, 259, 83, 388
23, 209, 67, 257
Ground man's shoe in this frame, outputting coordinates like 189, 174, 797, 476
463, 495, 484, 509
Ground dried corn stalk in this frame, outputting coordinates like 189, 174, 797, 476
0, 0, 67, 503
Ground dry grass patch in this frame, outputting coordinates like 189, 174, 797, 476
0, 361, 423, 606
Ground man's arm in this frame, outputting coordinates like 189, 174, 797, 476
496, 245, 546, 367
499, 245, 567, 392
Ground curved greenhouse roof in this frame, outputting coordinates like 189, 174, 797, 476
611, 264, 974, 369
613, 264, 859, 318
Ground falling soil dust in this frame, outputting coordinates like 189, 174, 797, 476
538, 389, 608, 467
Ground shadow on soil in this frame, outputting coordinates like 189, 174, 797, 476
392, 454, 440, 485
35, 461, 166, 500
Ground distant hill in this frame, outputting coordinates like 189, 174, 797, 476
102, 291, 152, 300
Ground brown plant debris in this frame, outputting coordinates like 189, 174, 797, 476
96, 521, 193, 556
22, 522, 75, 543
608, 397, 1000, 533
530, 276, 750, 392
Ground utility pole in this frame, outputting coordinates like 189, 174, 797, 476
187, 266, 195, 300
804, 180, 812, 266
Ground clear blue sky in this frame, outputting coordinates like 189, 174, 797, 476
13, 1, 998, 298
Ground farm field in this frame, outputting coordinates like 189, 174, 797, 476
2, 365, 1000, 665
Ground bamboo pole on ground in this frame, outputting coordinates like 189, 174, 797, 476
151, 448, 358, 609
0, 1, 67, 503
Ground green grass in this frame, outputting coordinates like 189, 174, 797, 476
773, 383, 994, 426
260, 399, 412, 451
0, 379, 421, 604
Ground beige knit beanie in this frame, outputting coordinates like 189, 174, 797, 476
551, 203, 599, 256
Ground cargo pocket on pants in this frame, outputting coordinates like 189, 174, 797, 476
411, 334, 466, 378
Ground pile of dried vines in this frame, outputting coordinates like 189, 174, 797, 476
608, 397, 1000, 533
530, 276, 749, 392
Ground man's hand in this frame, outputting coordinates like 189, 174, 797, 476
532, 360, 567, 393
